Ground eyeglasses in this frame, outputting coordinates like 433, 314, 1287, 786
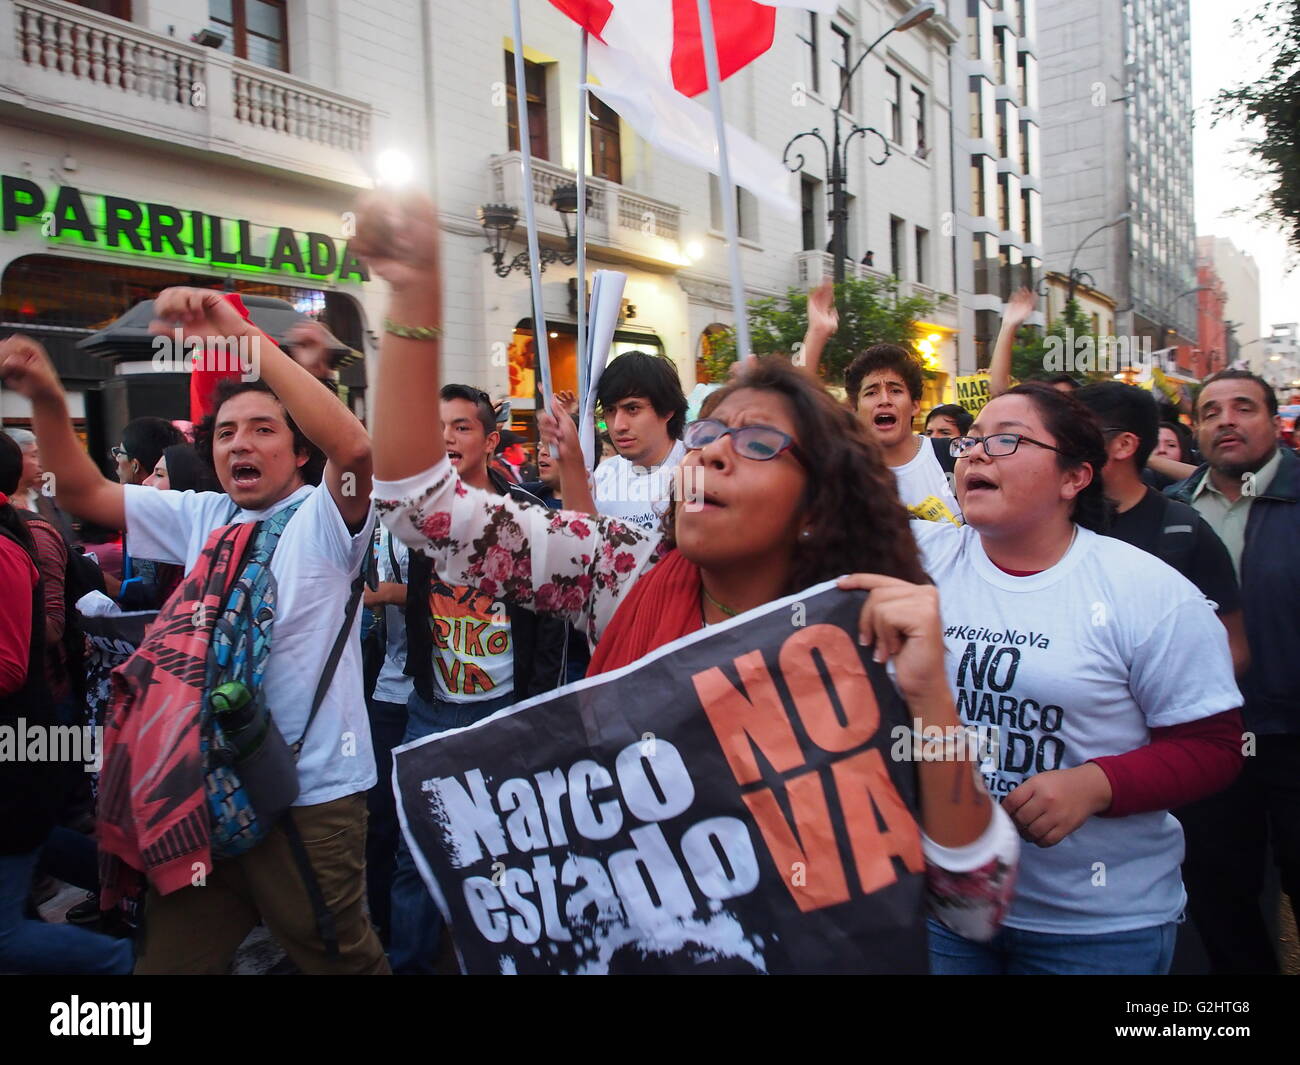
683, 418, 807, 466
949, 433, 1073, 459
110, 446, 129, 461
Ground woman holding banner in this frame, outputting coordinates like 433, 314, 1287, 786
910, 383, 1244, 975
355, 191, 1019, 962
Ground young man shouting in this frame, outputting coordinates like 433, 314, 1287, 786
845, 344, 962, 525
0, 294, 385, 975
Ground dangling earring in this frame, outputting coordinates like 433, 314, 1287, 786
800, 528, 813, 542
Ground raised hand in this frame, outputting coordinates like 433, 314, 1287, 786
0, 334, 62, 401
1005, 287, 1036, 329
149, 287, 253, 343
350, 190, 441, 294
807, 279, 839, 339
555, 389, 580, 417
538, 393, 582, 468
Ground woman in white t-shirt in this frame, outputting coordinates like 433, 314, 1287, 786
911, 383, 1244, 975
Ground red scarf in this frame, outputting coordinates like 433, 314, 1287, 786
586, 548, 704, 676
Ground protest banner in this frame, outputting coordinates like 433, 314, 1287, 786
954, 374, 992, 415
395, 581, 929, 974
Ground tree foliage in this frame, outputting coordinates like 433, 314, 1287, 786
1215, 2, 1300, 253
702, 274, 937, 385
1009, 298, 1112, 384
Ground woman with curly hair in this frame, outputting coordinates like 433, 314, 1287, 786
354, 190, 1020, 962
910, 383, 1244, 974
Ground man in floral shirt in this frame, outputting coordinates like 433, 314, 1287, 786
390, 384, 567, 973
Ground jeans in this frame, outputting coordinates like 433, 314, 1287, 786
388, 687, 517, 974
928, 918, 1178, 975
365, 697, 410, 947
0, 847, 133, 975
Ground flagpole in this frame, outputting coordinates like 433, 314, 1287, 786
694, 0, 753, 363
510, 0, 553, 415
576, 28, 590, 408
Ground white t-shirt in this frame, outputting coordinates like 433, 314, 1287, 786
123, 482, 377, 806
593, 439, 686, 529
912, 521, 1242, 934
372, 526, 413, 706
892, 436, 962, 525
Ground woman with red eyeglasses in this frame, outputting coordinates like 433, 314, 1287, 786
909, 383, 1244, 974
353, 191, 1019, 968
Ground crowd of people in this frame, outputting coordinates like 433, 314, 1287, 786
0, 189, 1297, 976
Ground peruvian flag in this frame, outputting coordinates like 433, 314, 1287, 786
548, 1, 838, 213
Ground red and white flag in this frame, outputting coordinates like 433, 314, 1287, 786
549, 0, 838, 214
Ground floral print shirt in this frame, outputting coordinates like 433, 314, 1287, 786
374, 457, 1019, 943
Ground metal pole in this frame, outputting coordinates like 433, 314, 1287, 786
576, 29, 589, 407
695, 0, 753, 362
831, 113, 845, 283
509, 0, 553, 412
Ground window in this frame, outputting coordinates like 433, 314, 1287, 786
885, 68, 902, 144
800, 175, 822, 252
71, 0, 132, 17
589, 96, 621, 183
889, 216, 905, 279
505, 52, 549, 160
915, 227, 929, 285
912, 87, 927, 154
209, 0, 288, 71
709, 176, 758, 241
797, 13, 820, 95
832, 24, 852, 111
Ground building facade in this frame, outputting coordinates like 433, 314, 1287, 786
426, 0, 965, 429
0, 0, 429, 450
1199, 235, 1261, 368
949, 0, 1045, 371
1037, 0, 1197, 364
1195, 244, 1228, 379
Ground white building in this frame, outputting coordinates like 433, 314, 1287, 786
1198, 235, 1261, 368
426, 0, 964, 429
0, 0, 428, 444
1260, 323, 1300, 403
1, 0, 970, 450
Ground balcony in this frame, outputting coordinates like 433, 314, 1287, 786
2, 0, 373, 187
488, 152, 684, 269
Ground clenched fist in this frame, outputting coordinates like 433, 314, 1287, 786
0, 334, 62, 401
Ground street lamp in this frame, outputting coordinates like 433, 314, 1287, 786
478, 183, 590, 278
1037, 214, 1130, 305
782, 3, 937, 283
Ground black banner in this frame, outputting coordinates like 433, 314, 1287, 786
395, 583, 928, 974
81, 611, 156, 734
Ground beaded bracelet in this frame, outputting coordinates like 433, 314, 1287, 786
384, 318, 442, 341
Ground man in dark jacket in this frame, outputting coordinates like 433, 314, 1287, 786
389, 385, 567, 974
1165, 369, 1300, 974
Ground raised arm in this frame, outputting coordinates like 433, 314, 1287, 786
990, 287, 1036, 398
0, 336, 125, 530
539, 395, 597, 516
147, 289, 373, 531
800, 279, 838, 379
349, 190, 444, 483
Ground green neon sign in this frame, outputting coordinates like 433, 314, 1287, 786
1, 174, 368, 284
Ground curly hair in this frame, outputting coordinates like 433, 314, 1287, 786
661, 356, 929, 591
194, 378, 326, 487
844, 344, 924, 409
1002, 383, 1110, 534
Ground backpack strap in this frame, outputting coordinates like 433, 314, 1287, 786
292, 552, 369, 756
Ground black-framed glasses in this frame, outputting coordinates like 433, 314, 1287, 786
949, 433, 1073, 459
110, 446, 129, 461
684, 418, 808, 466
